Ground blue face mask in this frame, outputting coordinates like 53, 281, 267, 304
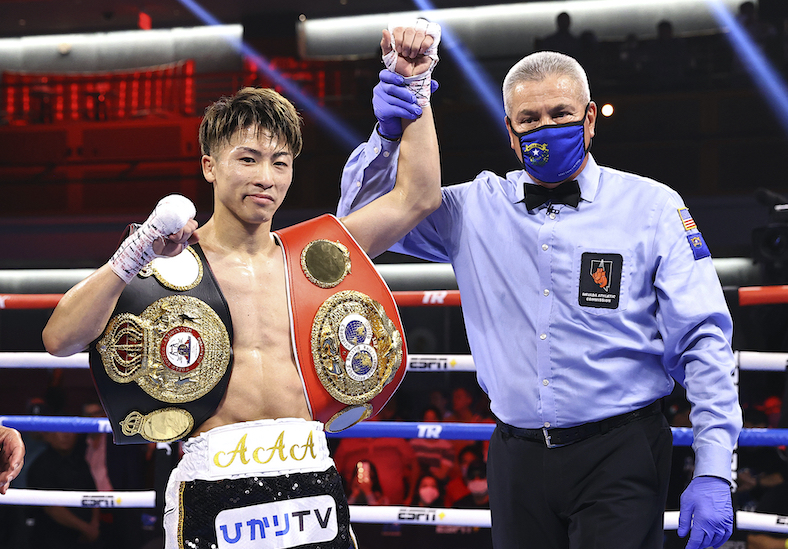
508, 104, 590, 184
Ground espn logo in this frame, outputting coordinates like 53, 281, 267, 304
81, 495, 118, 507
409, 358, 451, 370
397, 507, 437, 522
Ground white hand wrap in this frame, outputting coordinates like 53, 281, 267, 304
383, 18, 441, 107
109, 194, 196, 284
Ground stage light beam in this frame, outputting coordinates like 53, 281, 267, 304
175, 0, 363, 151
706, 0, 788, 137
411, 0, 510, 143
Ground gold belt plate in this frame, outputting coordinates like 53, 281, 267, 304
98, 295, 231, 404
311, 290, 403, 405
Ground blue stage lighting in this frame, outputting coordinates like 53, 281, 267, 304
175, 0, 362, 151
411, 0, 510, 143
707, 0, 788, 136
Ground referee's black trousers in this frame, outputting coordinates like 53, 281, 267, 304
487, 409, 672, 549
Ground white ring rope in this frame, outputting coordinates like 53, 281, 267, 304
0, 350, 784, 372
0, 490, 784, 534
2, 488, 155, 508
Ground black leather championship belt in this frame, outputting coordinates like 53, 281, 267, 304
89, 243, 233, 445
274, 214, 407, 433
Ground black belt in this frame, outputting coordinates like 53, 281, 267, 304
495, 401, 662, 448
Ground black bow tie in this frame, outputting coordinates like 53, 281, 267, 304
523, 180, 581, 210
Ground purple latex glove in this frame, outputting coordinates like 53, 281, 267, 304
373, 69, 438, 139
678, 476, 734, 549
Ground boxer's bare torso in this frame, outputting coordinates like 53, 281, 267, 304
194, 229, 311, 435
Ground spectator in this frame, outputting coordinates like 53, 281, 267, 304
333, 429, 420, 505
536, 12, 581, 59
346, 460, 388, 506
449, 459, 493, 549
411, 473, 444, 508
757, 395, 782, 428
641, 20, 692, 90
444, 443, 484, 508
737, 1, 777, 51
452, 459, 490, 509
428, 389, 449, 420
26, 429, 100, 548
410, 406, 456, 484
445, 386, 493, 454
445, 386, 483, 424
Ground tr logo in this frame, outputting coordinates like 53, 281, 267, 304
416, 424, 443, 438
422, 291, 447, 304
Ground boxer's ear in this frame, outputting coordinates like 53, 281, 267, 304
202, 155, 216, 184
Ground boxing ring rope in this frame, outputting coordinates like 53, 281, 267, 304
3, 263, 788, 536
0, 291, 461, 310
11, 284, 788, 308
2, 413, 787, 447
2, 349, 787, 372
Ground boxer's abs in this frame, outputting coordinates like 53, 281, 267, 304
194, 343, 312, 435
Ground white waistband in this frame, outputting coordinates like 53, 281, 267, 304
180, 418, 333, 481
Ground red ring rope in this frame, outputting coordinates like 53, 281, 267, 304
9, 286, 788, 309
0, 291, 463, 310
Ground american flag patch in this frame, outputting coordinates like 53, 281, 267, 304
677, 208, 697, 231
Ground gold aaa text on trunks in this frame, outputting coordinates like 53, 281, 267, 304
311, 290, 403, 405
97, 295, 231, 404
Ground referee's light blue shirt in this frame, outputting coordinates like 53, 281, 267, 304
338, 132, 742, 481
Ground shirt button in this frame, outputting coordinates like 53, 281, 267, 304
541, 244, 549, 251
549, 213, 556, 219
383, 151, 390, 157
542, 379, 549, 386
539, 333, 547, 340
356, 181, 361, 188
373, 147, 379, 154
543, 289, 550, 296
544, 422, 551, 428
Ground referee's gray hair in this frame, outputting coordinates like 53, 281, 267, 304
502, 51, 591, 116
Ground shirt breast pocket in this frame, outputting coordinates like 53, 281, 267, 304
572, 247, 631, 316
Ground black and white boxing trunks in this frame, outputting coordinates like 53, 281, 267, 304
163, 418, 356, 549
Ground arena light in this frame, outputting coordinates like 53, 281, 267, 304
174, 0, 363, 151
706, 0, 788, 137
601, 103, 614, 117
411, 0, 509, 142
297, 0, 741, 60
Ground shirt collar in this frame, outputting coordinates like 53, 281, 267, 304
511, 154, 601, 205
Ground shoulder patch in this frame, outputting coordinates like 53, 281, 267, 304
686, 233, 711, 260
677, 207, 697, 231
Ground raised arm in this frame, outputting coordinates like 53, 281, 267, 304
43, 195, 198, 356
341, 22, 442, 257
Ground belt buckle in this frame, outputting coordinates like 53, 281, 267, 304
542, 427, 558, 449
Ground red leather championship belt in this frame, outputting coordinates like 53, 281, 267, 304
274, 215, 407, 432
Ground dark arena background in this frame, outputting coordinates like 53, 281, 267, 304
2, 1, 788, 548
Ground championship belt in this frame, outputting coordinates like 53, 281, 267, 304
89, 244, 234, 444
274, 215, 407, 432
